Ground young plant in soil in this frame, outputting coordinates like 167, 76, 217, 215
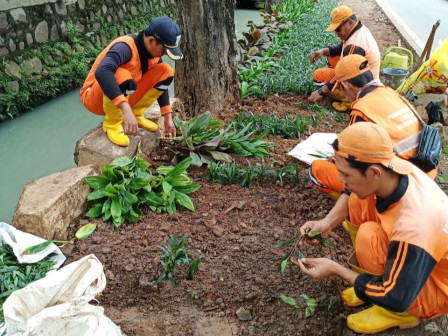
274, 230, 333, 274
154, 233, 202, 291
167, 111, 274, 167
280, 294, 318, 318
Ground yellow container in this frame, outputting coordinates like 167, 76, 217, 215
380, 47, 413, 71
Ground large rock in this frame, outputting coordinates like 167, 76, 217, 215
12, 165, 99, 240
75, 98, 184, 171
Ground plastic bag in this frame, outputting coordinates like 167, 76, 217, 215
397, 37, 448, 94
3, 254, 122, 336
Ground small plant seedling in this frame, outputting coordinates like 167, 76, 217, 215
273, 230, 333, 274
21, 223, 97, 255
154, 233, 202, 291
191, 291, 199, 300
280, 294, 317, 317
300, 294, 318, 317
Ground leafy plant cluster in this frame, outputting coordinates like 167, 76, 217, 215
237, 0, 338, 99
168, 111, 274, 167
0, 244, 57, 321
154, 233, 202, 291
84, 154, 200, 227
0, 3, 175, 121
207, 161, 302, 188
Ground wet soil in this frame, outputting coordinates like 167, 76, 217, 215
65, 0, 448, 335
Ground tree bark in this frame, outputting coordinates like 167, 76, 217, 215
265, 0, 280, 13
175, 0, 239, 118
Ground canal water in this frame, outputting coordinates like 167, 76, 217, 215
0, 10, 262, 222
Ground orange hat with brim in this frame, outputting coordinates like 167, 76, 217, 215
326, 6, 354, 32
331, 54, 370, 92
335, 122, 413, 175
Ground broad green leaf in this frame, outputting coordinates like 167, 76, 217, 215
128, 205, 142, 222
104, 183, 118, 196
189, 152, 203, 167
102, 198, 112, 221
162, 180, 173, 194
208, 150, 233, 162
280, 294, 299, 308
190, 111, 211, 134
273, 238, 297, 249
110, 156, 133, 167
111, 197, 122, 219
130, 177, 149, 190
102, 164, 117, 180
87, 189, 105, 201
279, 251, 291, 274
124, 190, 138, 204
134, 155, 151, 170
173, 190, 195, 211
83, 176, 110, 190
166, 157, 192, 181
86, 203, 103, 218
75, 223, 97, 240
21, 241, 53, 255
173, 184, 201, 194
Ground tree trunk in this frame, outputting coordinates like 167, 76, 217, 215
265, 0, 280, 13
175, 0, 239, 118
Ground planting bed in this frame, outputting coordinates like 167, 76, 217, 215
64, 0, 448, 334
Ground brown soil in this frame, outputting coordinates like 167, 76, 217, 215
65, 1, 448, 335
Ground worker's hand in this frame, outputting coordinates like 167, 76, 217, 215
163, 113, 176, 138
120, 102, 138, 135
295, 257, 339, 280
308, 89, 324, 103
310, 49, 325, 64
299, 219, 332, 247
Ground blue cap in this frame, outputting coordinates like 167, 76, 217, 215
148, 17, 183, 60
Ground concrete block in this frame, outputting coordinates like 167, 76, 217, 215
12, 165, 99, 240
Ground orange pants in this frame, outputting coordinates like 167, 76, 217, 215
350, 193, 444, 319
309, 159, 344, 195
312, 55, 340, 83
80, 63, 174, 116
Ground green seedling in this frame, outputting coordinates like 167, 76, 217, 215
280, 294, 317, 317
274, 230, 333, 274
191, 291, 199, 300
22, 223, 96, 255
154, 233, 202, 291
300, 294, 318, 317
242, 166, 257, 188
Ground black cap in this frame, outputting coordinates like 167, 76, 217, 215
148, 16, 183, 60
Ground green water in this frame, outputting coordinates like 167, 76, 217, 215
0, 10, 263, 223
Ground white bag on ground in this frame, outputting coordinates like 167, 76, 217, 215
0, 222, 66, 335
3, 254, 122, 336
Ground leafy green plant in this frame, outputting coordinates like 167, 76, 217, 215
84, 154, 199, 227
168, 111, 274, 166
242, 165, 257, 188
22, 223, 96, 255
154, 233, 202, 291
280, 293, 317, 317
0, 245, 57, 321
274, 230, 333, 274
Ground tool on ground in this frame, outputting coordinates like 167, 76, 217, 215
414, 20, 440, 70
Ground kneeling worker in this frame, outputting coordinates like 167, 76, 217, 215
80, 16, 182, 146
298, 122, 448, 334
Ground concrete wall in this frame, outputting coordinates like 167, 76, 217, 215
0, 0, 174, 58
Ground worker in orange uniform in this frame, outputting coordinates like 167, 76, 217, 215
310, 54, 438, 202
80, 16, 182, 146
308, 6, 380, 112
298, 122, 448, 334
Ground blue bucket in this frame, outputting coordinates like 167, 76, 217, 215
381, 68, 410, 89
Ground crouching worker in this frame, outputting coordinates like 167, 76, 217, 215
298, 122, 448, 334
80, 16, 182, 146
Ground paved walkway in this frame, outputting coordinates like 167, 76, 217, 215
376, 0, 448, 56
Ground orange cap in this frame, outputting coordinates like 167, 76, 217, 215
326, 6, 354, 32
331, 54, 370, 92
335, 122, 413, 175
